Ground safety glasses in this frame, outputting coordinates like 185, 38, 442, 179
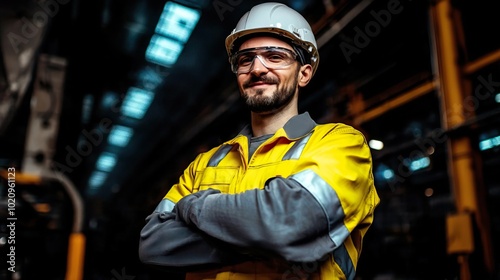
230, 46, 298, 74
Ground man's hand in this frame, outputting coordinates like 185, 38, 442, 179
174, 188, 221, 226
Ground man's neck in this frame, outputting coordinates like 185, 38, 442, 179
250, 108, 298, 137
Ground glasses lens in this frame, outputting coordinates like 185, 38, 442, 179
231, 47, 297, 74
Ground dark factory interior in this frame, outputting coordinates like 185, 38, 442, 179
1, 0, 500, 279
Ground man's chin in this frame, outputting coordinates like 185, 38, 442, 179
249, 107, 275, 114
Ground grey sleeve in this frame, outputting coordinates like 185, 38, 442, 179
181, 177, 336, 263
138, 200, 252, 270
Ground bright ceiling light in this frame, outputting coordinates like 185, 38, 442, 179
108, 125, 134, 147
96, 152, 117, 172
382, 168, 394, 180
479, 135, 500, 151
121, 87, 154, 119
368, 139, 384, 150
145, 1, 200, 67
146, 35, 183, 67
88, 171, 107, 189
409, 156, 430, 171
155, 2, 201, 43
374, 164, 394, 182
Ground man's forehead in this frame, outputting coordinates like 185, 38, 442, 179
239, 36, 293, 51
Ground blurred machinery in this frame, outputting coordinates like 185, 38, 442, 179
0, 53, 85, 280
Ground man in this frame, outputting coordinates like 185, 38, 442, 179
139, 2, 380, 279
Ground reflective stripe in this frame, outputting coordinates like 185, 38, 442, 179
282, 134, 311, 160
292, 169, 355, 278
290, 169, 349, 247
333, 244, 355, 280
291, 169, 354, 278
207, 144, 233, 167
209, 133, 310, 166
154, 198, 175, 213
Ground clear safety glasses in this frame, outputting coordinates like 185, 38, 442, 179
230, 46, 298, 74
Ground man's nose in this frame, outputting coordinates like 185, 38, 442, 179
249, 55, 269, 75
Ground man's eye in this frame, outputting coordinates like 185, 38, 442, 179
266, 53, 286, 62
238, 55, 254, 65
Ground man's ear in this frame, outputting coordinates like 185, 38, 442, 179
298, 64, 313, 87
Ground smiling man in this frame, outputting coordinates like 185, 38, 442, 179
139, 2, 380, 280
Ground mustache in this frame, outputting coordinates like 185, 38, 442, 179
243, 75, 279, 88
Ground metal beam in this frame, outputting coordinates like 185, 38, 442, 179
353, 80, 436, 125
431, 0, 495, 278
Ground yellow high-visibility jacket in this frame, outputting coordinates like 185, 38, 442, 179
139, 112, 380, 280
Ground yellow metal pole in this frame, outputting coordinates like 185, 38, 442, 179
44, 171, 86, 280
65, 233, 86, 280
0, 169, 42, 185
0, 169, 86, 279
432, 0, 494, 278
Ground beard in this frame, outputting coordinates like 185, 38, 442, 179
240, 74, 299, 113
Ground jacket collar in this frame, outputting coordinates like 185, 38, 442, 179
238, 112, 317, 140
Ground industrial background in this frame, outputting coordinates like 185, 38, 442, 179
0, 0, 499, 279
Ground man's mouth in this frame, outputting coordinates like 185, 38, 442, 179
248, 81, 272, 87
245, 78, 278, 88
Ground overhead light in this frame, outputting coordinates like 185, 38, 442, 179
495, 93, 500, 103
408, 156, 430, 172
382, 168, 394, 180
81, 94, 94, 124
368, 139, 384, 150
145, 1, 201, 67
96, 152, 117, 172
155, 1, 201, 43
374, 164, 394, 182
146, 35, 183, 67
479, 135, 500, 151
88, 171, 107, 189
121, 87, 154, 119
101, 90, 119, 110
108, 125, 134, 147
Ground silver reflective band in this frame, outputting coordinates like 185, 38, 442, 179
230, 46, 298, 74
154, 198, 175, 213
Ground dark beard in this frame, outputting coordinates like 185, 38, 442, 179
241, 75, 298, 113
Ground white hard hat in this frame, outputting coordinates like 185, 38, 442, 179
225, 2, 320, 76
